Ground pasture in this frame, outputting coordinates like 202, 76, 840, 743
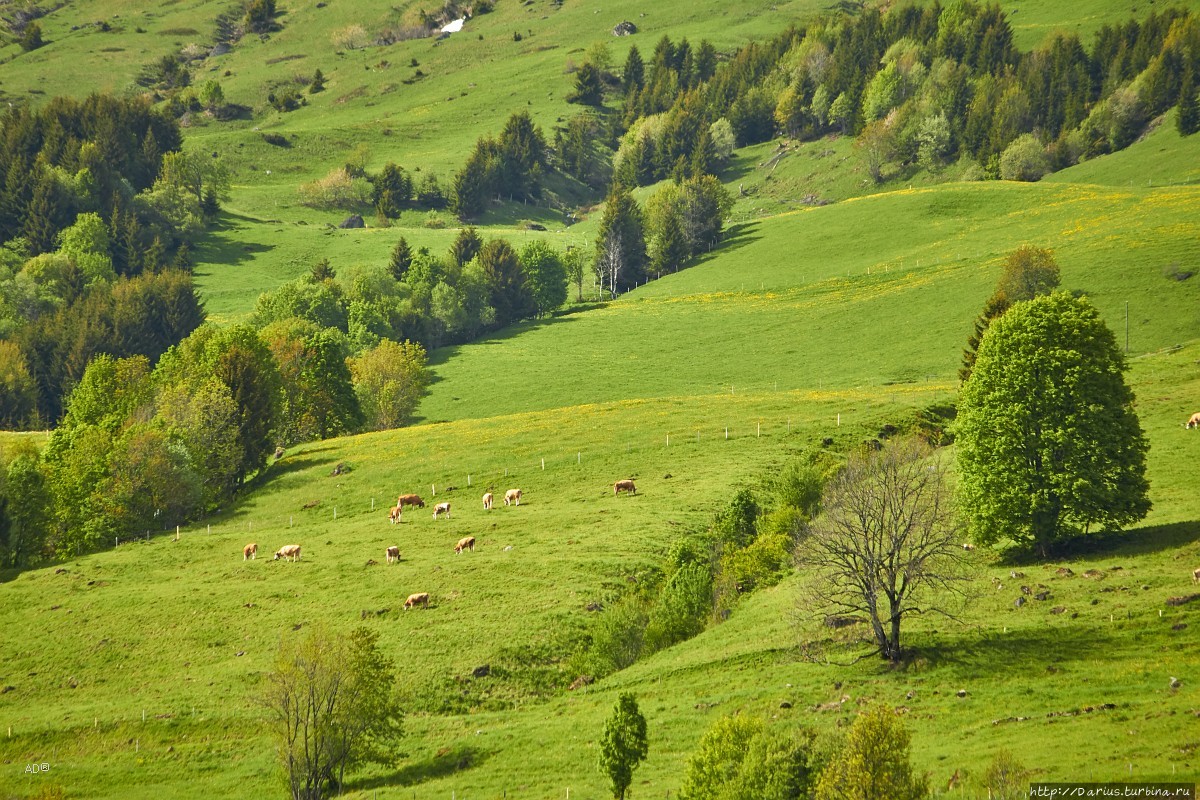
3, 0, 1200, 796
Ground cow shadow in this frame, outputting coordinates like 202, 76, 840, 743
995, 520, 1200, 566
346, 745, 487, 790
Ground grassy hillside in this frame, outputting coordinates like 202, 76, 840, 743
420, 178, 1200, 423
5, 1, 1200, 798
3, 166, 1199, 796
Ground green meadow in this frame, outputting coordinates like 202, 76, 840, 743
4, 0, 1200, 797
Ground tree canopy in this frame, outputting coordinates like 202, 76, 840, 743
956, 292, 1151, 557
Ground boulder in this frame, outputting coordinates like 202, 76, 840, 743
339, 214, 365, 229
612, 21, 637, 36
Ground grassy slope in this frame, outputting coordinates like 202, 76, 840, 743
3, 1, 1200, 797
9, 0, 1200, 323
3, 162, 1199, 797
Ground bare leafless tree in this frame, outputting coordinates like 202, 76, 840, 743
796, 439, 967, 662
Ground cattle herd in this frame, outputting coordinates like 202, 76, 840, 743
241, 479, 637, 610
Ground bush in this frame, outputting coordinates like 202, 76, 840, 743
298, 167, 372, 209
19, 21, 44, 51
331, 24, 370, 50
262, 132, 290, 147
644, 563, 712, 653
679, 715, 816, 800
581, 594, 647, 677
713, 488, 758, 548
267, 87, 304, 112
998, 133, 1049, 181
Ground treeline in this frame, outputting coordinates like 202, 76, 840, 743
606, 4, 1200, 186
253, 228, 569, 354
0, 316, 431, 568
0, 95, 232, 428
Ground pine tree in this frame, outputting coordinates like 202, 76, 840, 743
389, 237, 413, 281
22, 176, 58, 255
623, 46, 645, 96
1177, 69, 1199, 136
650, 209, 687, 276
309, 68, 326, 94
450, 227, 483, 268
569, 63, 604, 106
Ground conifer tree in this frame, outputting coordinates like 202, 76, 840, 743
1177, 69, 1199, 136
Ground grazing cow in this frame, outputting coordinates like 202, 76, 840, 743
397, 494, 425, 509
389, 505, 403, 524
1193, 567, 1200, 584
386, 546, 400, 564
962, 543, 975, 551
243, 542, 258, 560
433, 502, 451, 519
504, 489, 522, 506
614, 479, 636, 496
404, 592, 430, 610
274, 544, 301, 562
455, 536, 476, 554
482, 492, 494, 510
1188, 413, 1200, 429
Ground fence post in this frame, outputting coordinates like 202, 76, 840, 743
333, 507, 337, 520
432, 484, 436, 497
541, 458, 545, 470
837, 413, 841, 427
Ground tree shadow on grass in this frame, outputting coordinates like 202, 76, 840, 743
908, 622, 1125, 678
995, 520, 1200, 566
347, 745, 488, 791
191, 214, 276, 271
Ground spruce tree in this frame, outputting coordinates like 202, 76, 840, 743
389, 237, 413, 281
622, 45, 645, 96
1177, 69, 1199, 136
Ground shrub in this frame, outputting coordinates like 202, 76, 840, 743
298, 167, 372, 209
582, 594, 647, 677
679, 715, 816, 800
644, 563, 712, 653
262, 132, 290, 147
713, 488, 758, 548
331, 24, 370, 50
998, 133, 1049, 181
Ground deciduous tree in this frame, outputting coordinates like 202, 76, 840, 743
350, 339, 429, 430
598, 693, 648, 800
956, 293, 1150, 557
797, 439, 965, 662
265, 626, 403, 800
815, 704, 928, 800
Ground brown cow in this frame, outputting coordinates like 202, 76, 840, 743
482, 492, 494, 510
389, 505, 403, 524
404, 592, 430, 610
386, 546, 400, 564
243, 542, 258, 560
1187, 412, 1200, 429
614, 479, 637, 496
455, 536, 476, 554
274, 544, 301, 562
504, 488, 522, 506
433, 502, 451, 519
397, 494, 425, 509
1193, 567, 1200, 584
